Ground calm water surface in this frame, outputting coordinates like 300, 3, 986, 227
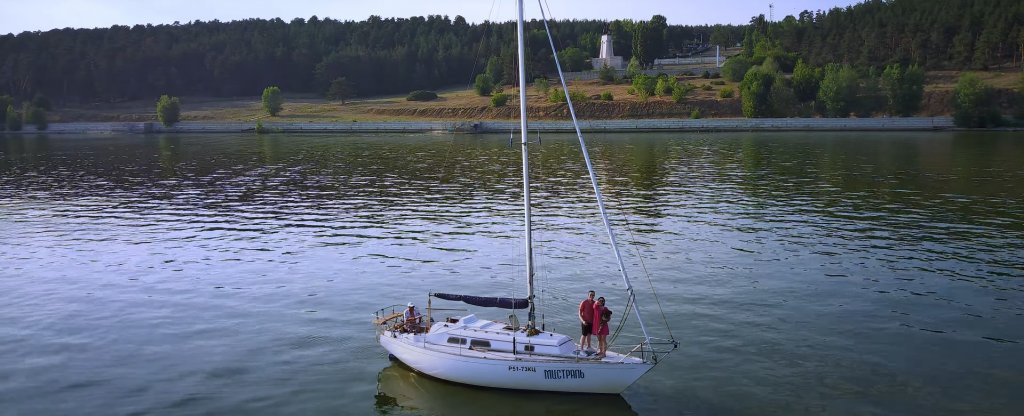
1, 132, 1022, 415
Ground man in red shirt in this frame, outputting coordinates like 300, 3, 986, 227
578, 290, 596, 352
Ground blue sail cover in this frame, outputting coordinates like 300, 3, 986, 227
432, 293, 529, 309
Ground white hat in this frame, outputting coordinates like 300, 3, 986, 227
407, 302, 414, 307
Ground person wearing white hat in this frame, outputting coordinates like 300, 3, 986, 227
403, 302, 422, 333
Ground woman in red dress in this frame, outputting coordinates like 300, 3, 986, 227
592, 297, 612, 358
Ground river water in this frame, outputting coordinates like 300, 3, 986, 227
1, 132, 1022, 415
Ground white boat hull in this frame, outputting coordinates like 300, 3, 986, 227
379, 332, 654, 394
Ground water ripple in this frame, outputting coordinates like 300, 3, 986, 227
1, 132, 1023, 415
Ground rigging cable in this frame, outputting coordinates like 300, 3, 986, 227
620, 212, 675, 341
467, 0, 503, 91
537, 0, 655, 349
541, 0, 572, 62
410, 133, 458, 268
608, 290, 635, 345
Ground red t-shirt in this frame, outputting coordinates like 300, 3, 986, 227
579, 299, 595, 322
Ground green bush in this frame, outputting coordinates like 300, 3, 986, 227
406, 90, 438, 101
632, 74, 657, 100
760, 57, 781, 74
690, 109, 702, 119
740, 67, 777, 117
769, 81, 798, 117
156, 95, 181, 126
568, 89, 589, 103
327, 77, 355, 102
32, 93, 53, 111
953, 73, 1002, 128
262, 86, 283, 116
719, 87, 735, 98
548, 88, 588, 103
5, 105, 22, 131
255, 120, 267, 134
0, 95, 12, 131
1016, 73, 1024, 120
655, 76, 677, 96
598, 65, 617, 84
791, 60, 820, 103
474, 74, 494, 96
701, 84, 713, 91
548, 88, 562, 102
882, 64, 925, 116
856, 68, 885, 118
672, 83, 697, 103
626, 57, 642, 79
490, 93, 509, 107
721, 55, 752, 82
711, 80, 726, 86
557, 47, 591, 72
600, 91, 614, 101
485, 57, 504, 85
25, 105, 47, 130
534, 77, 550, 95
750, 37, 799, 72
702, 70, 711, 79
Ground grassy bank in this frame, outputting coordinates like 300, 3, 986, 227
45, 69, 1021, 124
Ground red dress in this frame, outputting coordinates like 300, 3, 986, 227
592, 303, 610, 336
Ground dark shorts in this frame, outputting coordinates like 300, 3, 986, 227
581, 322, 593, 336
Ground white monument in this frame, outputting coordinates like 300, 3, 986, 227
591, 32, 623, 70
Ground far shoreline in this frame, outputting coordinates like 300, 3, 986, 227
5, 117, 1008, 135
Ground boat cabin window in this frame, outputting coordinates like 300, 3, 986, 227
469, 339, 491, 349
523, 344, 535, 352
446, 337, 467, 345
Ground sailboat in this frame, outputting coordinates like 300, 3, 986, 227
372, 0, 676, 394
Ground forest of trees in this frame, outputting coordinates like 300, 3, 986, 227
752, 0, 1023, 70
0, 15, 741, 103
723, 0, 1022, 123
1, 0, 1018, 107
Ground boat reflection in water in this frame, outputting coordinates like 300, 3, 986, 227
375, 358, 638, 416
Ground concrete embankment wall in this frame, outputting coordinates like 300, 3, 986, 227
9, 117, 956, 134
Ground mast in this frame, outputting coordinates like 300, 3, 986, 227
517, 0, 536, 330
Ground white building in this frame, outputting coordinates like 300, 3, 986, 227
591, 33, 623, 70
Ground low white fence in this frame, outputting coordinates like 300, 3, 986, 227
561, 67, 721, 81
653, 57, 721, 66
